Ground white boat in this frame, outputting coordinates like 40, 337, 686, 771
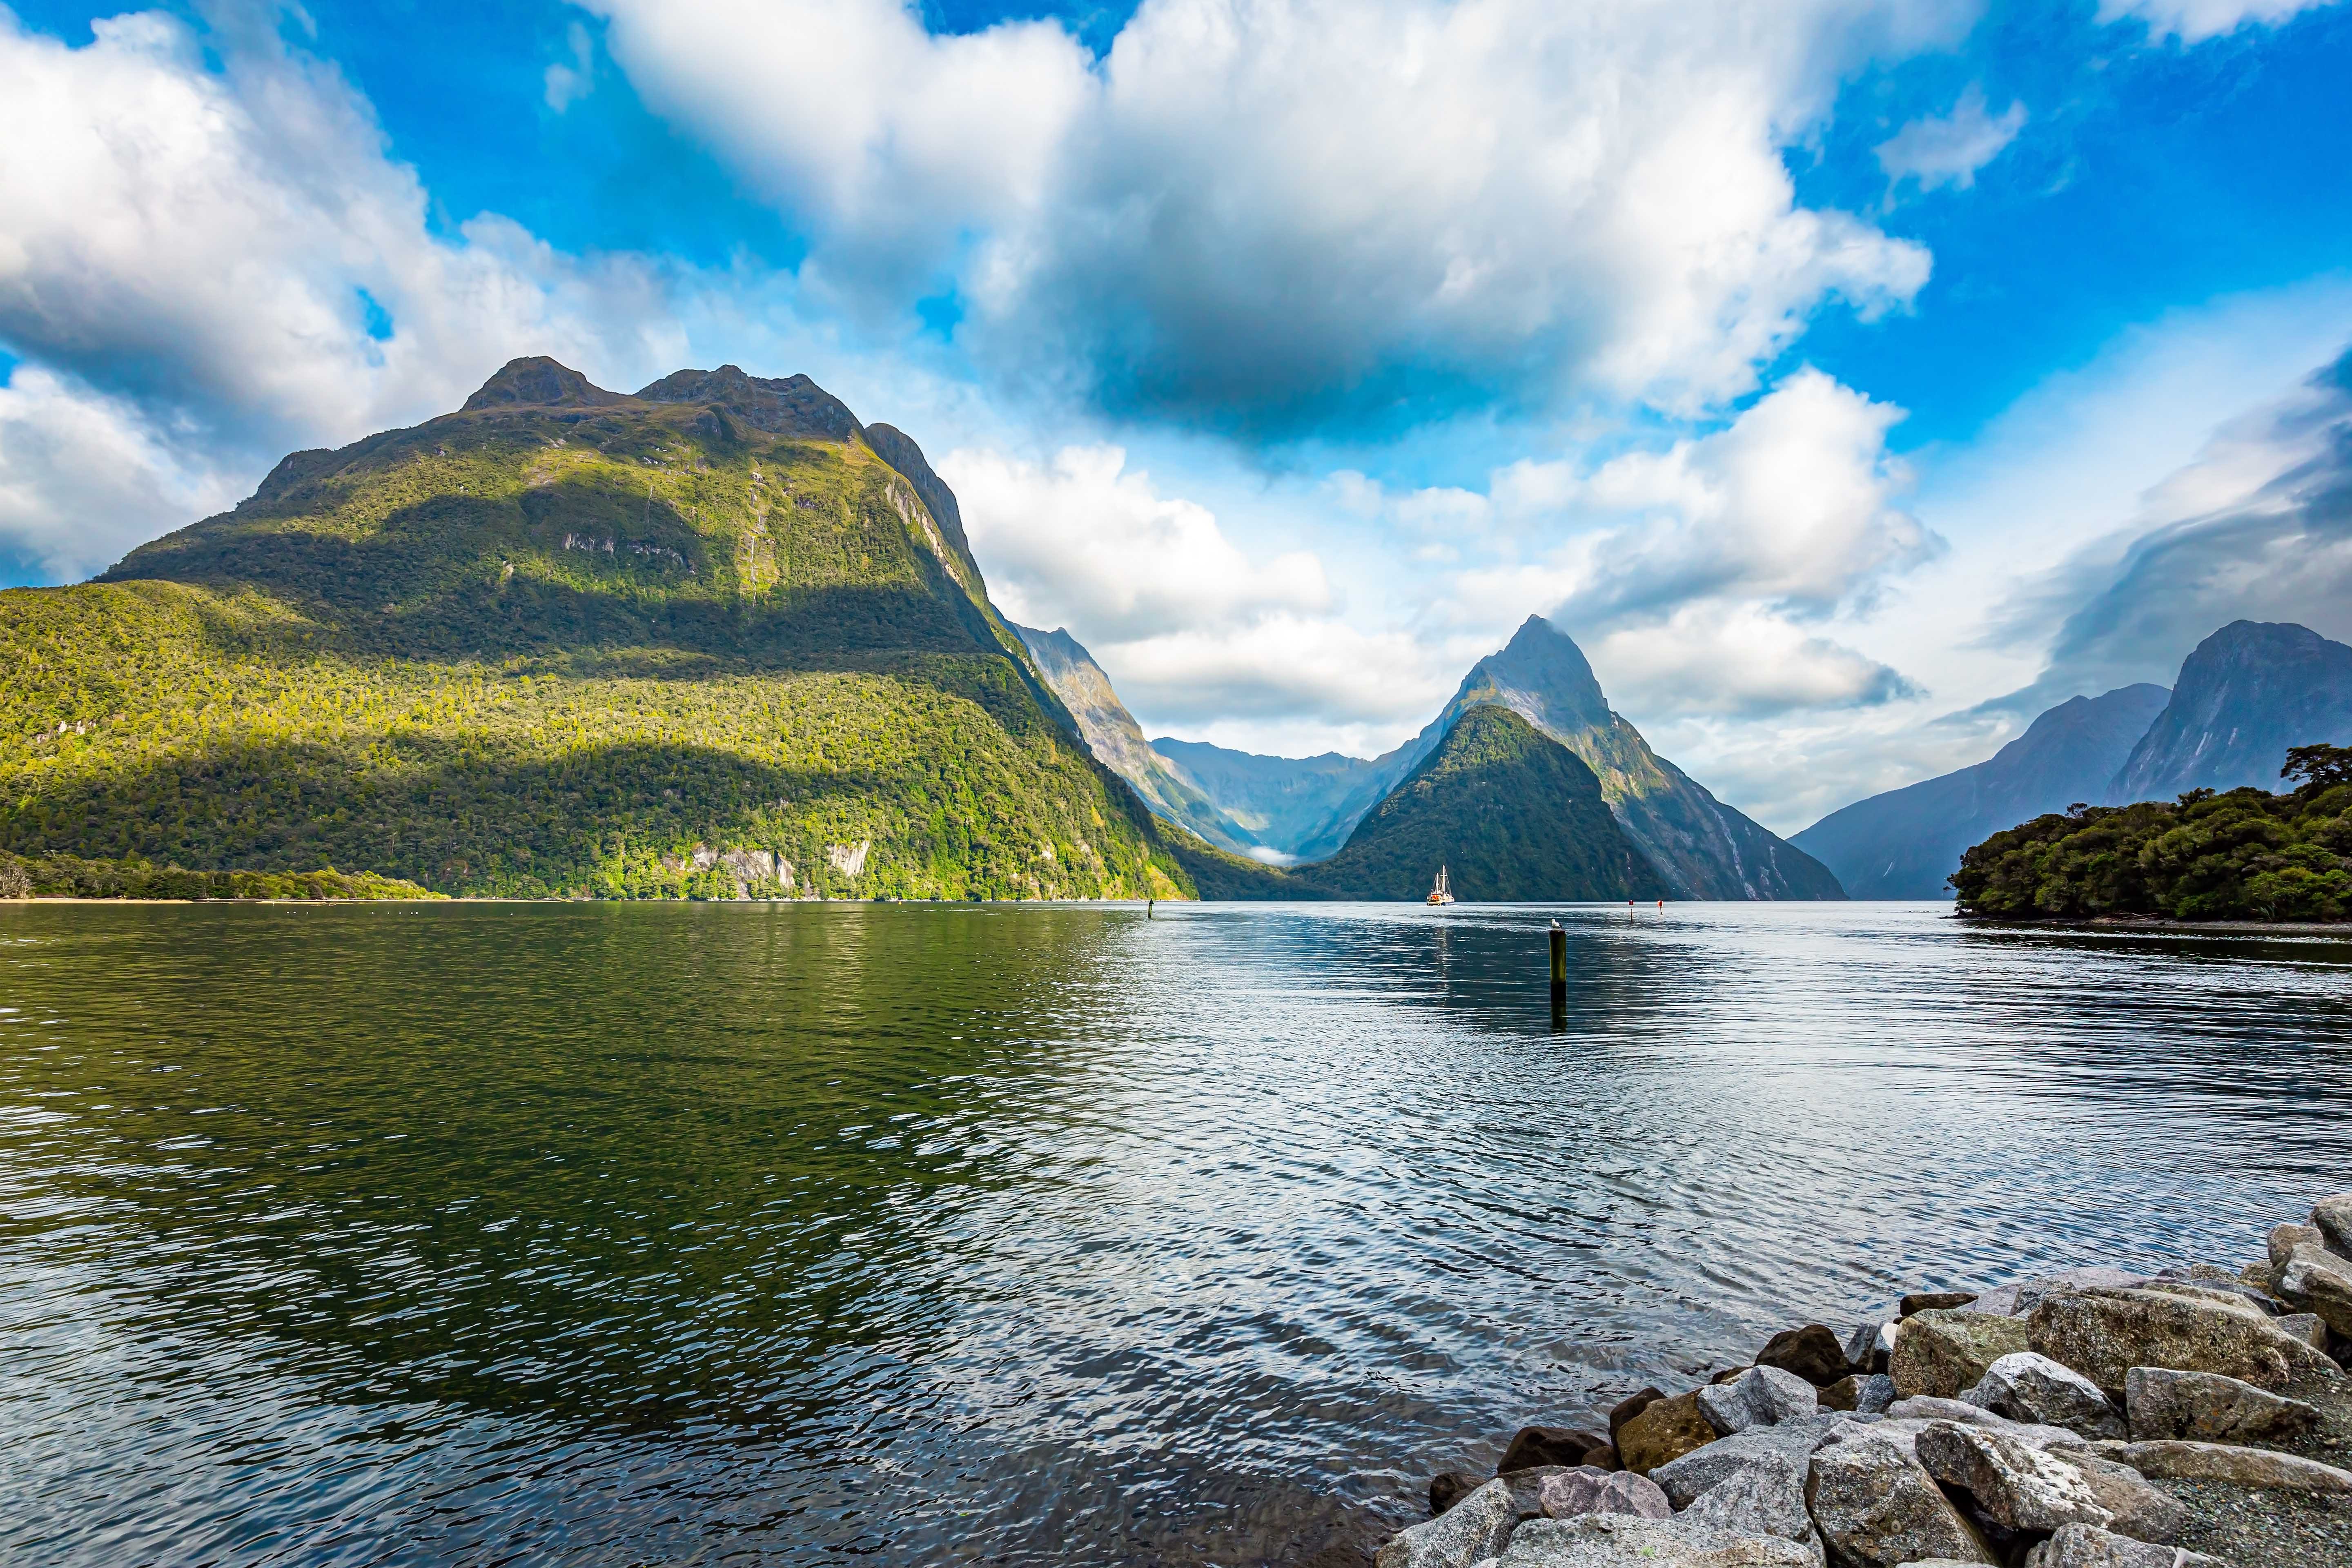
1425, 865, 1455, 906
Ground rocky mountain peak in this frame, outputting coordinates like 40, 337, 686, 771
635, 365, 862, 441
2110, 619, 2352, 799
1461, 614, 1612, 732
461, 356, 624, 411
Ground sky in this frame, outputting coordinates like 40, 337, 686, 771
2, 0, 2351, 833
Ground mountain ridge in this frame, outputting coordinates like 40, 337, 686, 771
2109, 620, 2352, 800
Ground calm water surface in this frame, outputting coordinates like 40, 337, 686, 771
2, 900, 2349, 1566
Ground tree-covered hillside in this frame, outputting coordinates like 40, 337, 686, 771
1951, 745, 2352, 922
0, 360, 1194, 901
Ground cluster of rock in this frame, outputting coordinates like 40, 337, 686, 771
1384, 1194, 2352, 1567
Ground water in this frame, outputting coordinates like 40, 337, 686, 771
1, 901, 2348, 1566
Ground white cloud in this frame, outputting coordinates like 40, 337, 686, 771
544, 21, 596, 112
0, 7, 690, 575
2097, 0, 2342, 42
1875, 85, 2026, 193
586, 0, 1950, 428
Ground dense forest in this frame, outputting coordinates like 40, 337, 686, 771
1950, 744, 2352, 921
0, 361, 1197, 901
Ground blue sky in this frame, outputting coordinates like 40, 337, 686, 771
3, 0, 2350, 828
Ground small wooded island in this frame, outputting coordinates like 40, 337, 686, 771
1952, 745, 2352, 924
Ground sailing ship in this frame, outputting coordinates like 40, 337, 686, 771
1425, 864, 1455, 906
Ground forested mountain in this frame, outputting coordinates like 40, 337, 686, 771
3, 357, 1197, 900
2109, 620, 2352, 800
1792, 683, 2170, 899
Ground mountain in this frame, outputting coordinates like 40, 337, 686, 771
1288, 705, 1663, 901
1791, 683, 2171, 899
2109, 621, 2352, 801
1394, 617, 1843, 899
1011, 624, 1264, 856
3, 357, 1195, 901
1147, 738, 1396, 861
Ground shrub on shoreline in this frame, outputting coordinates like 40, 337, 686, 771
0, 852, 439, 902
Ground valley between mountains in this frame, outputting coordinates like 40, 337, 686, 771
4, 355, 2348, 907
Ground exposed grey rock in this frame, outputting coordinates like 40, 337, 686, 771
2124, 1364, 2321, 1443
1501, 1468, 1574, 1519
1535, 1467, 1670, 1521
1841, 1323, 1884, 1375
2027, 1286, 2342, 1395
1803, 1430, 1997, 1566
2270, 1221, 2323, 1272
2022, 1523, 2232, 1567
2140, 1278, 2279, 1319
1853, 1374, 1896, 1415
1891, 1310, 2031, 1399
2057, 1452, 2194, 1544
1971, 1269, 2148, 1319
1648, 1417, 1841, 1508
1960, 1351, 2125, 1438
2276, 1243, 2352, 1339
2277, 1312, 2328, 1349
1913, 1422, 2132, 1535
1378, 1477, 1518, 1568
1698, 1366, 1819, 1436
2091, 1439, 2352, 1492
1675, 1452, 1816, 1552
1492, 1514, 1813, 1566
2313, 1192, 2352, 1260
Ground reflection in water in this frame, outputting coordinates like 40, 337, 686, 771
1, 901, 2348, 1565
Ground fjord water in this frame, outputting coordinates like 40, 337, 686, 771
2, 903, 2349, 1566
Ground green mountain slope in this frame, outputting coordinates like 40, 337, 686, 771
1, 359, 1193, 901
1295, 705, 1662, 900
1011, 624, 1265, 856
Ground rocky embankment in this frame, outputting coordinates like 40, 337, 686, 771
1383, 1194, 2352, 1567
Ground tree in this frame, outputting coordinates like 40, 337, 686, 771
2283, 744, 2352, 793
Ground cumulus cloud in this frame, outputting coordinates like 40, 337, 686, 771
0, 8, 689, 576
2020, 345, 2352, 699
2096, 0, 2343, 42
586, 0, 1947, 432
1875, 85, 2026, 193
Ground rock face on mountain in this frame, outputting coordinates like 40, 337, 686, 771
1289, 705, 1663, 901
1013, 624, 1263, 857
11, 357, 1194, 900
1793, 685, 2171, 900
1412, 618, 1843, 900
2109, 621, 2352, 802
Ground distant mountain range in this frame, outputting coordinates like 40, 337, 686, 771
1026, 613, 1844, 900
1793, 619, 2352, 898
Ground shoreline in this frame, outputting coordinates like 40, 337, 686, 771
1381, 1193, 2352, 1567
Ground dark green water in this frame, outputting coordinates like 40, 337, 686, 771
2, 900, 2348, 1565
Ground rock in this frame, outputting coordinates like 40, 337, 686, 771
1608, 1387, 1664, 1443
1500, 1427, 1612, 1474
1377, 1477, 1518, 1568
1615, 1391, 1717, 1476
2123, 1364, 2321, 1443
1914, 1423, 2184, 1542
2027, 1286, 2341, 1396
1697, 1367, 1819, 1436
1500, 1468, 1575, 1520
2276, 1243, 2352, 1338
1535, 1467, 1670, 1521
2277, 1312, 2328, 1349
2140, 1278, 2278, 1318
1675, 1452, 1816, 1552
1581, 1443, 1620, 1472
1973, 1269, 2147, 1319
1960, 1351, 2125, 1439
1432, 1472, 1485, 1516
1854, 1374, 1895, 1414
2270, 1221, 2324, 1272
1891, 1310, 2031, 1399
2091, 1439, 2352, 1492
1491, 1514, 1813, 1566
1650, 1417, 1841, 1508
1754, 1325, 1847, 1387
1709, 1367, 1747, 1385
1817, 1375, 1860, 1412
1803, 1430, 1997, 1566
2313, 1192, 2352, 1259
1840, 1323, 1884, 1375
2022, 1523, 2232, 1567
1900, 1291, 1978, 1318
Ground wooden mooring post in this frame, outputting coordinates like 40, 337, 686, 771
1548, 920, 1567, 1009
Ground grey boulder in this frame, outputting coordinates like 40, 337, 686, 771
2022, 1524, 2232, 1567
1971, 1269, 2146, 1319
1890, 1310, 2030, 1399
1490, 1514, 1813, 1566
1960, 1351, 2124, 1439
2090, 1439, 2352, 1492
1535, 1467, 1670, 1521
2313, 1192, 2352, 1260
2276, 1243, 2352, 1339
1675, 1452, 1820, 1558
1803, 1430, 1997, 1567
1697, 1366, 1819, 1436
1913, 1422, 2183, 1542
1378, 1477, 1517, 1568
2270, 1221, 2323, 1273
1650, 1417, 1839, 1508
2027, 1286, 2341, 1395
2124, 1364, 2321, 1443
